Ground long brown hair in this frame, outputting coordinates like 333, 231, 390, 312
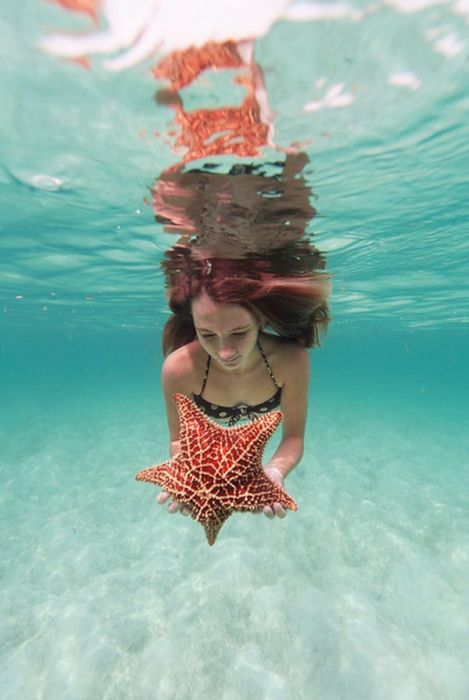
162, 246, 331, 355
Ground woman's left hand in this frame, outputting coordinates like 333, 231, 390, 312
262, 466, 287, 519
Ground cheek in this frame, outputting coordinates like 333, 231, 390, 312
197, 335, 222, 355
239, 330, 258, 350
196, 334, 212, 350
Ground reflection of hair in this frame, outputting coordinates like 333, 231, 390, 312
162, 246, 331, 355
151, 154, 316, 257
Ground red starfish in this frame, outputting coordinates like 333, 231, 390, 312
136, 393, 297, 545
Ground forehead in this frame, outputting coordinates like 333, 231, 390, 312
192, 294, 255, 330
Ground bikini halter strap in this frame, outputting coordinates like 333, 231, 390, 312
256, 338, 280, 389
200, 354, 211, 395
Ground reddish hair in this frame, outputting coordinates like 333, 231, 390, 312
162, 246, 330, 355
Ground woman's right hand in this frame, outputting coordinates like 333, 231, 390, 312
156, 491, 191, 516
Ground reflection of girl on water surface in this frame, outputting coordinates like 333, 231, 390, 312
158, 249, 330, 519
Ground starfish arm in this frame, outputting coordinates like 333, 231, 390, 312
135, 461, 173, 485
202, 511, 231, 546
175, 393, 226, 467
136, 395, 289, 544
220, 413, 282, 477
220, 472, 297, 512
135, 459, 193, 501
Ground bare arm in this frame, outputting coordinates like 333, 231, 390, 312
263, 343, 310, 517
169, 440, 181, 458
162, 353, 183, 450
158, 347, 192, 514
266, 436, 304, 479
159, 341, 310, 520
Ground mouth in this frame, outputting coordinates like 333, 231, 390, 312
220, 355, 240, 366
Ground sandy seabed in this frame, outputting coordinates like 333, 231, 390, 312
0, 384, 467, 700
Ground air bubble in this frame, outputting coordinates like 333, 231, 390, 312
30, 174, 64, 191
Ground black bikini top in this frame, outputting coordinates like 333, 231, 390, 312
193, 338, 282, 425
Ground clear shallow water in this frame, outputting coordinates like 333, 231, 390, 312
1, 331, 467, 699
1, 0, 469, 698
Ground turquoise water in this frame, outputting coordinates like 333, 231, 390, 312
1, 330, 467, 698
1, 1, 469, 699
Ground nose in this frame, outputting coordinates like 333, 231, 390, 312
218, 342, 236, 361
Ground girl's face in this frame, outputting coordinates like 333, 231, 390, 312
192, 293, 261, 371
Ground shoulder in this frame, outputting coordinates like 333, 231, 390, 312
161, 341, 204, 394
264, 336, 309, 438
260, 333, 309, 385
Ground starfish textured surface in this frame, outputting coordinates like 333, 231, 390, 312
136, 393, 297, 545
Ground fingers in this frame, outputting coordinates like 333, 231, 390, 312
158, 492, 283, 519
156, 491, 170, 504
168, 500, 191, 516
167, 500, 182, 514
170, 502, 191, 516
156, 492, 191, 516
262, 503, 286, 519
273, 503, 286, 518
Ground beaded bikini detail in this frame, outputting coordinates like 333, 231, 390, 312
193, 339, 281, 425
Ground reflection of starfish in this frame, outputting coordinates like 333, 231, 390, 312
136, 393, 297, 545
152, 41, 244, 91
169, 93, 270, 167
